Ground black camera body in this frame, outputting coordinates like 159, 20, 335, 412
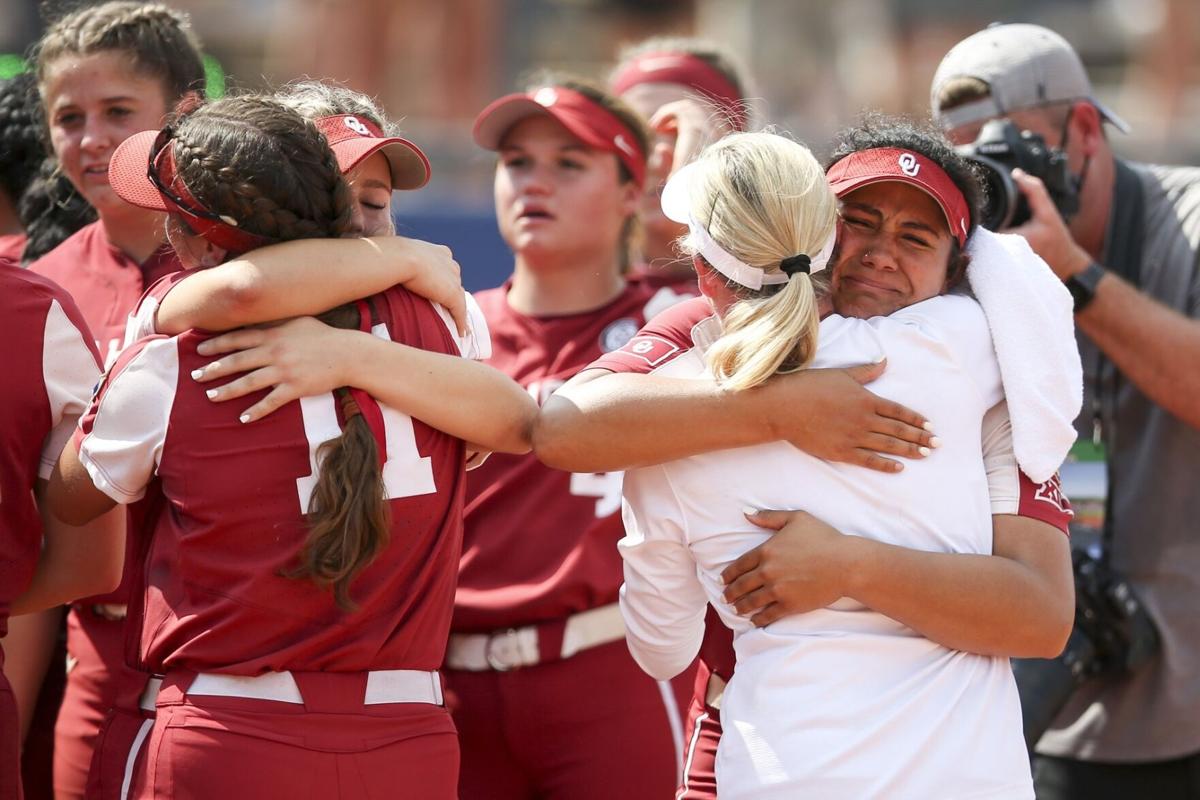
957, 119, 1081, 231
1011, 545, 1159, 750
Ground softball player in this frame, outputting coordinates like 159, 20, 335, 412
437, 76, 691, 800
24, 6, 205, 795
609, 37, 749, 292
49, 95, 484, 799
0, 264, 123, 800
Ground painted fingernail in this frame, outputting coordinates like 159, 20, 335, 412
923, 421, 935, 432
742, 506, 759, 516
918, 446, 931, 457
239, 413, 251, 424
205, 389, 218, 400
929, 436, 942, 448
191, 368, 204, 380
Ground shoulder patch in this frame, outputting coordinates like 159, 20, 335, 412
600, 317, 640, 353
617, 334, 684, 367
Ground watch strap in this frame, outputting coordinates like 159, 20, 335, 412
1066, 261, 1106, 312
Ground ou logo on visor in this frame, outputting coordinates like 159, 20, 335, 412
344, 116, 371, 137
898, 153, 920, 177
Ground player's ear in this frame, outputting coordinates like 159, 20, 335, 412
197, 239, 228, 268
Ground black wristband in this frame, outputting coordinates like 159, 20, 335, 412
1065, 262, 1106, 313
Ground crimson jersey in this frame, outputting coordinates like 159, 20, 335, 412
29, 221, 181, 367
591, 295, 1074, 683
0, 265, 100, 641
75, 286, 472, 675
456, 279, 669, 631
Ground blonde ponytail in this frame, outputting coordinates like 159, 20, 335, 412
707, 271, 819, 391
678, 132, 836, 391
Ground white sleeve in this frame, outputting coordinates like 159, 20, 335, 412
123, 294, 161, 347
432, 291, 492, 360
77, 338, 178, 504
618, 463, 708, 680
982, 400, 1020, 515
39, 299, 102, 479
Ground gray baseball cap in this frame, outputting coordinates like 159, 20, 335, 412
930, 23, 1130, 134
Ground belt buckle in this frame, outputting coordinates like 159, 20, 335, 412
485, 628, 524, 672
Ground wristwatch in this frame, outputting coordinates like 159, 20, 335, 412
1065, 262, 1106, 312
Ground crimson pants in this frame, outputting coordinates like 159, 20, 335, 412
676, 661, 721, 800
131, 671, 458, 800
55, 609, 145, 800
445, 639, 691, 800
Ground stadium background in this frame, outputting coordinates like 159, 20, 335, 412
2, 0, 1196, 290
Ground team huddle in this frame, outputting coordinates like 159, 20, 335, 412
4, 3, 1112, 799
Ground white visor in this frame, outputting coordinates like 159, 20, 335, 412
662, 162, 835, 290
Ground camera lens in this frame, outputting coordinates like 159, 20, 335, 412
962, 154, 1018, 230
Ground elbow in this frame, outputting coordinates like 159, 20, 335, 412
1026, 614, 1075, 660
216, 274, 267, 327
627, 643, 690, 682
531, 401, 585, 470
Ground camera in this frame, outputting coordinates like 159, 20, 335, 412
956, 119, 1080, 230
1011, 544, 1159, 750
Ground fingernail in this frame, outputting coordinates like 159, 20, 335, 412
742, 506, 759, 516
929, 436, 942, 448
205, 389, 218, 399
239, 413, 251, 424
873, 355, 885, 364
923, 421, 935, 432
918, 446, 931, 457
190, 368, 204, 380
197, 343, 212, 355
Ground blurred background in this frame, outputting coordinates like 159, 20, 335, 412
4, 0, 1198, 288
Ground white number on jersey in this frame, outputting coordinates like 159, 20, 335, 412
295, 323, 436, 511
569, 471, 624, 518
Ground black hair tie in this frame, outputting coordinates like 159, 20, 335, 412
779, 253, 811, 276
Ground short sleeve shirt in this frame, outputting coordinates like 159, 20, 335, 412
0, 265, 101, 639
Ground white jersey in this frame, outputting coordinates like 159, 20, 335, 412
619, 294, 1033, 800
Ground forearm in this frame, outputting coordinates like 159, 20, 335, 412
158, 237, 421, 334
12, 495, 124, 615
846, 534, 1072, 658
1077, 271, 1200, 429
1, 607, 64, 740
535, 371, 772, 472
350, 333, 535, 454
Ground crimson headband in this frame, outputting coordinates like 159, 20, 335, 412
473, 86, 646, 188
825, 147, 971, 248
611, 51, 747, 132
109, 129, 277, 257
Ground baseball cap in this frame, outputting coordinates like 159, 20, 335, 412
314, 114, 431, 190
826, 147, 971, 248
931, 23, 1130, 134
109, 128, 275, 255
473, 86, 646, 187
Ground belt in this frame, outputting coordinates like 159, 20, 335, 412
445, 603, 626, 672
180, 669, 443, 706
139, 676, 163, 712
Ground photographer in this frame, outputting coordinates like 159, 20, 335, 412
932, 23, 1200, 799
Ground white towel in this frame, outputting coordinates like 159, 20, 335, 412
965, 228, 1083, 483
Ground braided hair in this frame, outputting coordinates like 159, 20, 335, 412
34, 1, 206, 106
171, 95, 355, 243
171, 94, 382, 611
0, 73, 43, 206
18, 161, 96, 264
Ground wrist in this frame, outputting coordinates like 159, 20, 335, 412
1064, 261, 1107, 313
841, 535, 877, 600
334, 327, 377, 388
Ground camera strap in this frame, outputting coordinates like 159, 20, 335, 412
1095, 159, 1146, 562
